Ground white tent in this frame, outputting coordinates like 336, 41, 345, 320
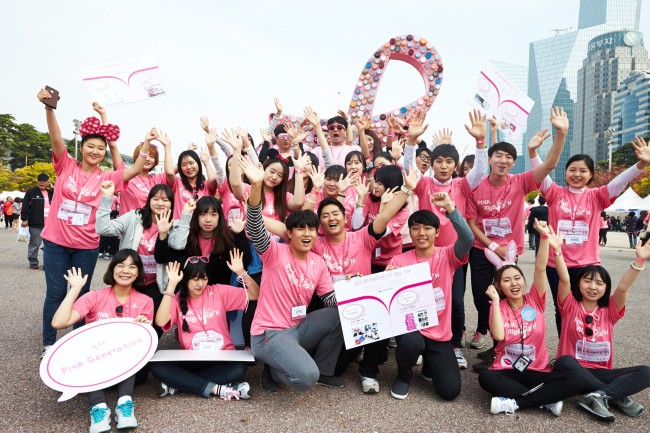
605, 187, 644, 212
638, 194, 650, 210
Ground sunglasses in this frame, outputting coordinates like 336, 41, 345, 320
418, 154, 431, 162
277, 133, 292, 141
192, 186, 198, 201
328, 124, 346, 131
584, 314, 594, 337
115, 306, 124, 317
184, 256, 209, 267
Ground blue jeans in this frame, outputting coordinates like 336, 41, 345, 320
42, 240, 98, 345
150, 361, 248, 397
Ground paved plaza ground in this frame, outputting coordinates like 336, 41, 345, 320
0, 228, 648, 432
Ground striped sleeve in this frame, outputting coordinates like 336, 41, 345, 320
245, 202, 271, 255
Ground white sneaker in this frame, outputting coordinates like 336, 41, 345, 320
40, 345, 52, 360
220, 382, 251, 400
158, 381, 177, 398
490, 397, 519, 415
544, 400, 563, 417
114, 400, 137, 429
89, 405, 111, 433
360, 376, 379, 394
236, 382, 251, 400
454, 347, 468, 370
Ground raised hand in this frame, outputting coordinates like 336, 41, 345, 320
274, 97, 283, 115
226, 248, 245, 275
386, 115, 404, 135
199, 146, 211, 164
338, 172, 358, 192
547, 226, 564, 252
431, 128, 453, 146
238, 156, 265, 184
183, 199, 196, 215
238, 127, 251, 149
205, 128, 218, 147
550, 106, 569, 133
303, 106, 320, 128
154, 130, 171, 147
37, 88, 52, 103
632, 136, 650, 166
230, 213, 245, 234
389, 141, 403, 161
402, 165, 418, 191
291, 153, 310, 171
144, 128, 157, 144
464, 109, 486, 141
337, 110, 349, 123
407, 109, 429, 142
355, 113, 370, 131
485, 284, 500, 303
381, 186, 399, 205
100, 180, 115, 197
187, 143, 198, 151
354, 177, 369, 197
431, 191, 452, 209
156, 209, 173, 235
199, 115, 210, 133
222, 128, 242, 152
92, 102, 106, 118
533, 218, 550, 235
527, 129, 551, 153
166, 262, 183, 286
309, 166, 325, 190
260, 128, 272, 142
64, 267, 88, 291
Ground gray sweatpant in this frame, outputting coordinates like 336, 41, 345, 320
251, 307, 343, 390
27, 226, 43, 266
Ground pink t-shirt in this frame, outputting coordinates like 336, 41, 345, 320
490, 287, 550, 372
73, 287, 154, 324
466, 171, 538, 255
543, 183, 613, 268
556, 295, 624, 369
172, 177, 217, 219
311, 144, 362, 170
312, 228, 377, 280
111, 195, 120, 211
41, 150, 125, 249
137, 225, 159, 285
162, 284, 247, 351
414, 176, 472, 248
243, 184, 293, 222
362, 196, 409, 266
251, 239, 334, 335
218, 182, 245, 228
312, 189, 356, 232
388, 246, 466, 342
117, 161, 169, 215
199, 236, 215, 257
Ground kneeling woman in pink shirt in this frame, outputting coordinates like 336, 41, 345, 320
51, 249, 154, 433
478, 221, 584, 416
151, 255, 259, 401
552, 241, 650, 421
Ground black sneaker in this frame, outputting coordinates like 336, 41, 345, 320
316, 375, 345, 388
477, 347, 496, 361
260, 364, 278, 393
472, 358, 493, 373
391, 379, 410, 400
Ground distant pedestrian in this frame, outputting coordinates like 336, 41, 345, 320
3, 196, 14, 229
599, 211, 609, 246
20, 173, 54, 269
624, 212, 639, 248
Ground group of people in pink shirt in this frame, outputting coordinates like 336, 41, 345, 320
35, 87, 650, 432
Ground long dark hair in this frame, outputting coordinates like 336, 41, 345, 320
262, 158, 289, 221
177, 150, 205, 192
178, 260, 209, 333
186, 196, 234, 256
103, 249, 145, 290
572, 265, 612, 307
138, 184, 174, 229
370, 165, 404, 206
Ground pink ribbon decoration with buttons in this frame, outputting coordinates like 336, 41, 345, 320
273, 34, 443, 144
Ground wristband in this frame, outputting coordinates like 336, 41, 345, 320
400, 185, 413, 196
635, 257, 646, 264
139, 151, 150, 159
337, 193, 346, 198
554, 250, 562, 257
311, 186, 322, 193
540, 234, 548, 239
488, 242, 499, 252
476, 139, 485, 146
630, 262, 645, 271
294, 168, 304, 175
163, 292, 175, 298
306, 197, 316, 204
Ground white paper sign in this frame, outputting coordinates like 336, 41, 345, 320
40, 318, 158, 402
334, 263, 438, 350
79, 57, 168, 107
468, 64, 534, 140
150, 349, 255, 363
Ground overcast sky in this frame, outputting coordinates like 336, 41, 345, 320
2, 1, 649, 162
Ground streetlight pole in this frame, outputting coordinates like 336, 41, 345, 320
73, 119, 81, 161
605, 128, 615, 171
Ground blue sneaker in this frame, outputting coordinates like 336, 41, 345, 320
89, 405, 111, 433
115, 400, 137, 430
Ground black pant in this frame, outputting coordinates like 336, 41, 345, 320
545, 266, 585, 336
478, 356, 584, 409
553, 356, 650, 400
98, 236, 119, 255
599, 228, 608, 245
469, 247, 495, 335
395, 331, 461, 400
450, 264, 467, 347
4, 214, 13, 228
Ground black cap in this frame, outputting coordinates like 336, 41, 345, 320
37, 173, 49, 181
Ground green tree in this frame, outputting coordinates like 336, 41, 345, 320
13, 162, 56, 191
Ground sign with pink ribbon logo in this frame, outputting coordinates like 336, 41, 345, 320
40, 318, 158, 402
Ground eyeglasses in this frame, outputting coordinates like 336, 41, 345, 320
418, 154, 431, 162
328, 124, 346, 131
184, 256, 209, 267
584, 314, 594, 337
115, 306, 124, 317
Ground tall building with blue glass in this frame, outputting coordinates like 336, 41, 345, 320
526, 0, 641, 184
612, 70, 650, 150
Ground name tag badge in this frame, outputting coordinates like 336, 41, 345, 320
198, 341, 218, 351
491, 226, 507, 237
565, 234, 583, 245
291, 305, 307, 319
374, 247, 381, 258
513, 354, 532, 373
66, 214, 85, 226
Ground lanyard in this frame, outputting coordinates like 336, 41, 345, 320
507, 301, 525, 352
567, 187, 588, 223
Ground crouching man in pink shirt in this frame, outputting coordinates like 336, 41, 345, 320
240, 157, 345, 390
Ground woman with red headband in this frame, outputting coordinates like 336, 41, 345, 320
37, 87, 148, 359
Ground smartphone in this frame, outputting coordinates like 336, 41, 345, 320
43, 86, 60, 109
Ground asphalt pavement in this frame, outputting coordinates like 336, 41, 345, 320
0, 229, 648, 433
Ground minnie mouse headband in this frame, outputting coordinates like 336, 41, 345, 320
79, 116, 120, 142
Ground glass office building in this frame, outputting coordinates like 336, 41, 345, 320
526, 0, 641, 184
612, 70, 650, 149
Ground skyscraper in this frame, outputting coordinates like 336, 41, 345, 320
526, 0, 641, 184
574, 30, 647, 162
612, 70, 650, 148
